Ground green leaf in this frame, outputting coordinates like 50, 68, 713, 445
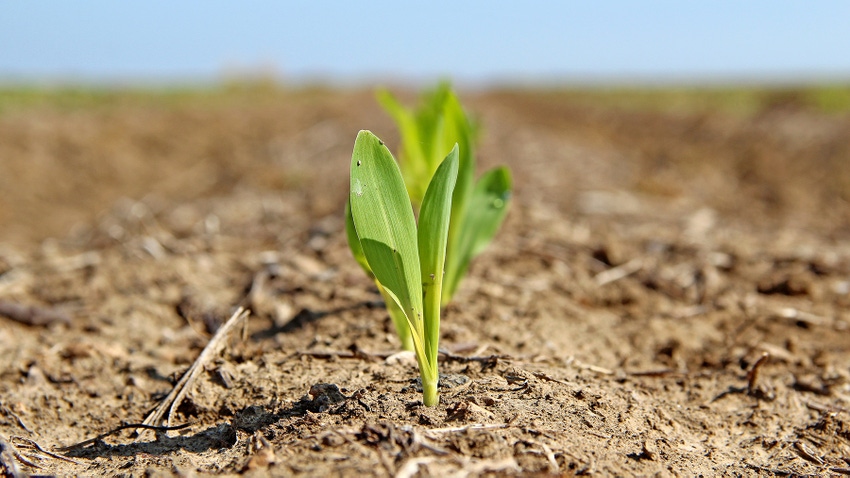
346, 201, 414, 351
376, 90, 429, 203
344, 200, 373, 279
378, 284, 414, 351
467, 166, 512, 256
349, 131, 424, 339
418, 145, 459, 368
444, 166, 512, 303
377, 83, 470, 208
444, 92, 476, 287
419, 83, 451, 173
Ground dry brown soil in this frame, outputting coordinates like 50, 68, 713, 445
1, 86, 850, 477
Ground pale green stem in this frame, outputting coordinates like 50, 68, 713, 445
421, 274, 443, 406
407, 315, 439, 407
421, 373, 439, 407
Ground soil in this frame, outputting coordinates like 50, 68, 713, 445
1, 86, 850, 477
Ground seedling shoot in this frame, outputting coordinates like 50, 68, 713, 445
348, 130, 458, 406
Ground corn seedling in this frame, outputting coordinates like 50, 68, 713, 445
378, 83, 511, 306
348, 130, 458, 406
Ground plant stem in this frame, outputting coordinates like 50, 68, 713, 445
421, 373, 439, 407
422, 282, 441, 371
421, 276, 442, 406
409, 332, 439, 406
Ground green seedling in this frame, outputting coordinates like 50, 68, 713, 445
348, 130, 458, 406
378, 83, 511, 306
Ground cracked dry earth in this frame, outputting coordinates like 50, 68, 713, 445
1, 87, 850, 476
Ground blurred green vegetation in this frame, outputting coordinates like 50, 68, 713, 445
0, 85, 209, 113
0, 80, 329, 115
524, 84, 850, 117
2, 82, 849, 117
806, 85, 850, 113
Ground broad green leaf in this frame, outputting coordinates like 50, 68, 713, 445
418, 145, 459, 368
344, 200, 373, 278
349, 131, 424, 339
346, 201, 413, 350
444, 166, 512, 303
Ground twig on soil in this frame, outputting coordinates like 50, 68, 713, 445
792, 441, 824, 465
531, 371, 571, 385
0, 434, 28, 477
139, 307, 249, 438
405, 427, 450, 456
421, 423, 508, 437
746, 352, 770, 395
711, 353, 775, 403
627, 369, 685, 377
55, 423, 192, 451
1, 406, 32, 434
593, 258, 644, 286
806, 400, 850, 415
12, 436, 81, 465
770, 307, 849, 330
532, 440, 559, 473
774, 307, 831, 327
564, 356, 614, 375
0, 300, 71, 326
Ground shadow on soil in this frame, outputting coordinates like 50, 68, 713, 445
63, 423, 238, 459
62, 388, 357, 461
250, 300, 380, 340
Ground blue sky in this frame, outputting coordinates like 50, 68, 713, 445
2, 1, 849, 85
